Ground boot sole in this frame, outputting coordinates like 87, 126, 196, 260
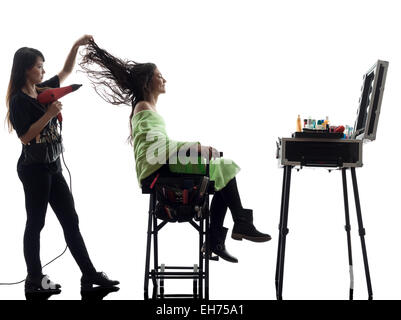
216, 255, 238, 263
232, 233, 272, 242
211, 250, 238, 263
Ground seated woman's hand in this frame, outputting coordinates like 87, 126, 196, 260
209, 147, 221, 160
200, 145, 220, 161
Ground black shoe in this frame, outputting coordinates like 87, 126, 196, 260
81, 286, 120, 300
25, 274, 61, 295
81, 272, 119, 290
209, 227, 238, 263
231, 209, 272, 242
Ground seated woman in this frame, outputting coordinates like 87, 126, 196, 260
80, 40, 271, 263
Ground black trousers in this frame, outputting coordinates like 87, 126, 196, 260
210, 178, 243, 233
18, 165, 96, 277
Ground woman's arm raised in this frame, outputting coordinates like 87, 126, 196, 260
58, 35, 94, 84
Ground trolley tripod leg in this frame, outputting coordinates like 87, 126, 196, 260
275, 165, 292, 300
342, 168, 354, 300
351, 167, 373, 300
275, 165, 287, 294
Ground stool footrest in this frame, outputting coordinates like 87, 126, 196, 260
158, 266, 196, 270
158, 294, 198, 299
150, 271, 205, 278
152, 275, 205, 280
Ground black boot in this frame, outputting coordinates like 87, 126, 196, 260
210, 227, 238, 263
25, 274, 61, 295
81, 271, 120, 291
232, 209, 272, 242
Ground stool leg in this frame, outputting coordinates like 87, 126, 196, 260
144, 193, 154, 300
153, 196, 159, 298
276, 165, 292, 300
350, 167, 373, 300
199, 213, 204, 299
205, 197, 210, 300
342, 168, 354, 300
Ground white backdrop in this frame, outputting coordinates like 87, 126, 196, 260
0, 0, 400, 300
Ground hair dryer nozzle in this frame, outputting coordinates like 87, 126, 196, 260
71, 84, 82, 92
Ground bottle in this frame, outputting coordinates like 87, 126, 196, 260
307, 116, 312, 129
324, 116, 330, 131
296, 115, 302, 132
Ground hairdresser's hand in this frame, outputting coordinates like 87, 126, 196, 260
46, 101, 63, 118
74, 34, 94, 48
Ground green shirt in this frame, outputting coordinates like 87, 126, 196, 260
132, 110, 240, 191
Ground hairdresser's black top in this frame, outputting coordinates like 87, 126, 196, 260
9, 75, 62, 172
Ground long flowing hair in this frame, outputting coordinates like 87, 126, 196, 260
79, 40, 156, 143
5, 47, 45, 132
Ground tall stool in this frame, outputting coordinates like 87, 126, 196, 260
142, 171, 215, 300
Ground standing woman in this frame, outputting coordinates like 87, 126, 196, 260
80, 40, 271, 264
5, 35, 119, 294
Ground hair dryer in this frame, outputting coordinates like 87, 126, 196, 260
37, 84, 82, 123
